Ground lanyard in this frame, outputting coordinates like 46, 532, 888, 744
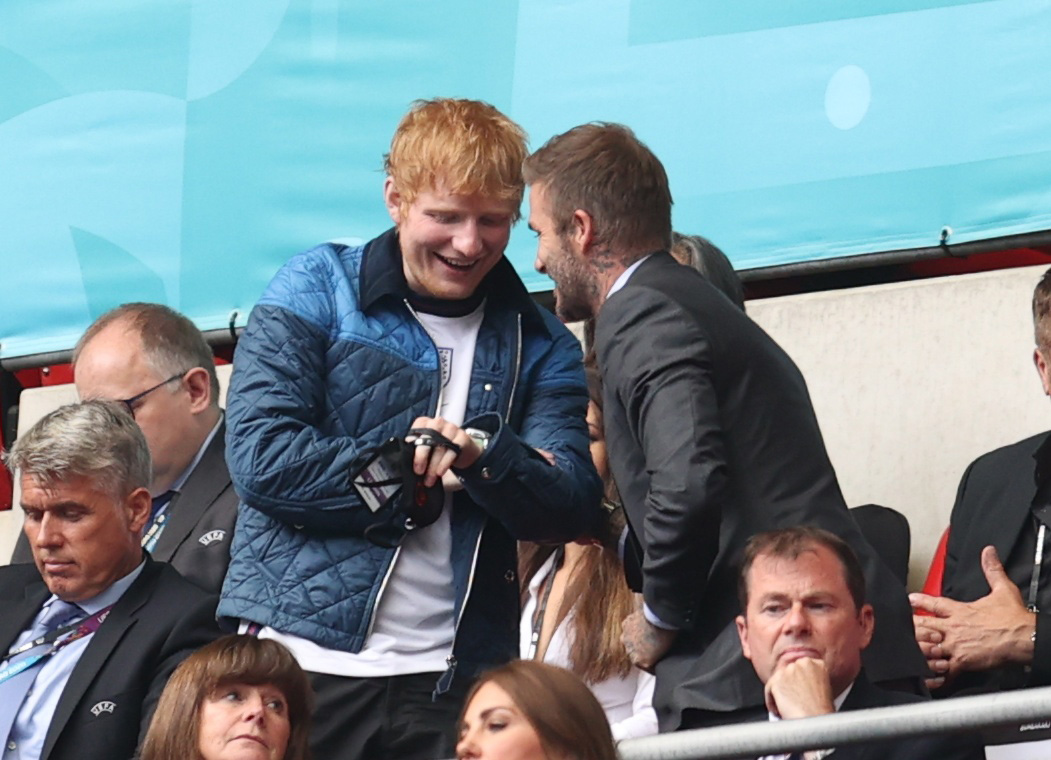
1028, 522, 1046, 613
142, 507, 170, 552
527, 545, 565, 661
0, 605, 113, 686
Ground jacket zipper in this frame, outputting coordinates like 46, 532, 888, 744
505, 314, 522, 423
440, 314, 523, 691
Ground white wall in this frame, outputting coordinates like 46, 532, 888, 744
4, 269, 1047, 587
747, 264, 1050, 587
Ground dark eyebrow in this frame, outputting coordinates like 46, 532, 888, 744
50, 500, 91, 510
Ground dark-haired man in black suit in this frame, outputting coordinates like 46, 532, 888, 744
1, 400, 219, 760
912, 265, 1051, 696
524, 122, 926, 731
736, 527, 981, 759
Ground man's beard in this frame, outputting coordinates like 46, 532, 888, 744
550, 251, 597, 323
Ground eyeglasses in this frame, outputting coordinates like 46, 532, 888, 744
117, 372, 188, 416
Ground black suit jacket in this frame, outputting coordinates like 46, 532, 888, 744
827, 672, 983, 759
595, 253, 926, 729
11, 420, 237, 594
942, 430, 1051, 692
0, 558, 220, 760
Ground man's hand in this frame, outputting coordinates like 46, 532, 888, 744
621, 608, 678, 673
407, 417, 483, 488
764, 657, 836, 720
910, 545, 1036, 690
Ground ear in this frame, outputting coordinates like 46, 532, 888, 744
1034, 349, 1051, 396
125, 487, 152, 536
383, 177, 402, 225
857, 604, 875, 650
569, 209, 595, 256
735, 614, 752, 661
183, 367, 212, 414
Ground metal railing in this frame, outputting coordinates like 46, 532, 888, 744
618, 686, 1051, 760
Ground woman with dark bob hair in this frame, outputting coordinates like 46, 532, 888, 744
141, 635, 313, 760
456, 660, 618, 760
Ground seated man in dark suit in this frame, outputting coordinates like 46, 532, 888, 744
1, 400, 220, 760
736, 526, 982, 759
911, 266, 1051, 696
11, 303, 237, 593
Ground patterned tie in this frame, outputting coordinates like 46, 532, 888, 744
0, 600, 82, 745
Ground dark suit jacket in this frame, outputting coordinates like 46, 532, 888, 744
942, 430, 1051, 692
0, 558, 220, 760
828, 672, 983, 759
595, 252, 926, 730
11, 420, 237, 594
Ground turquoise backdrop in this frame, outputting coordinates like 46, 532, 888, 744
2, 0, 1049, 358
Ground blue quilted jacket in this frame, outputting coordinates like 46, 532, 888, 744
218, 228, 602, 686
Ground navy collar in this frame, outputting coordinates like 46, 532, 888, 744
358, 227, 549, 334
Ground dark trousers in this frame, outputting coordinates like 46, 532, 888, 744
308, 670, 471, 760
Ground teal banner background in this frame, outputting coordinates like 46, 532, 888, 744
2, 0, 1050, 358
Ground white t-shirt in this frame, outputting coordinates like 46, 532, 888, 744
254, 303, 485, 677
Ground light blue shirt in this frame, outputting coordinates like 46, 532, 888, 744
159, 414, 223, 498
3, 559, 146, 760
145, 415, 223, 550
605, 254, 651, 301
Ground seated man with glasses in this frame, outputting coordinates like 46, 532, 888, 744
10, 303, 237, 594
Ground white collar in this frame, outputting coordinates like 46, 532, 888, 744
605, 254, 654, 300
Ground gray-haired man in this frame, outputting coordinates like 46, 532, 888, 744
1, 400, 219, 760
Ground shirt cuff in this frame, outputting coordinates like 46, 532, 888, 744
643, 603, 679, 631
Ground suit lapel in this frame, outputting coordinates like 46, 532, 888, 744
152, 421, 229, 561
41, 560, 157, 759
986, 439, 1042, 567
0, 579, 50, 651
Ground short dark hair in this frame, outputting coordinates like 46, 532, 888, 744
75, 303, 220, 403
1033, 266, 1051, 354
738, 526, 866, 612
523, 122, 672, 257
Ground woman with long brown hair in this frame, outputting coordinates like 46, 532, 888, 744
517, 363, 657, 740
456, 659, 618, 760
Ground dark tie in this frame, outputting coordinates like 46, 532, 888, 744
150, 490, 176, 522
0, 600, 82, 744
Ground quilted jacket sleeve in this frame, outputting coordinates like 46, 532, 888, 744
224, 250, 387, 534
455, 311, 605, 543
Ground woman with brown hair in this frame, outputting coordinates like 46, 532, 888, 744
456, 659, 618, 760
517, 363, 657, 741
141, 635, 313, 760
